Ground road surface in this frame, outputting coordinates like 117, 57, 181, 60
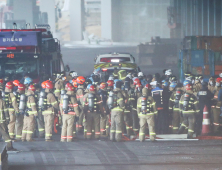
8, 135, 222, 170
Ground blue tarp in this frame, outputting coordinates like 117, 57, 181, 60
0, 31, 41, 46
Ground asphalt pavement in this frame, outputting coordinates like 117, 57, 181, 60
7, 135, 222, 170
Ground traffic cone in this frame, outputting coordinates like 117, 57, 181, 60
201, 106, 211, 136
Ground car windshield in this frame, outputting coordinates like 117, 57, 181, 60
0, 58, 38, 79
100, 57, 131, 63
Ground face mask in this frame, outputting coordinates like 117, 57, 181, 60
210, 81, 213, 86
216, 82, 220, 87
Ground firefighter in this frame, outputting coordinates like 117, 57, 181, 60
61, 85, 79, 142
208, 76, 215, 93
12, 80, 20, 92
196, 82, 213, 136
179, 83, 200, 139
118, 70, 127, 81
0, 79, 4, 92
54, 72, 65, 101
138, 72, 148, 86
169, 82, 184, 134
76, 76, 86, 133
0, 90, 17, 151
3, 82, 19, 139
21, 85, 38, 142
193, 75, 203, 95
211, 77, 222, 134
41, 81, 59, 141
83, 85, 103, 139
98, 82, 109, 136
108, 81, 125, 142
113, 68, 119, 79
137, 87, 157, 141
151, 81, 164, 134
15, 83, 26, 140
24, 77, 33, 93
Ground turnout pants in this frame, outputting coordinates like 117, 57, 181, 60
110, 111, 123, 142
8, 109, 16, 138
86, 112, 100, 139
211, 105, 221, 133
179, 113, 196, 138
22, 115, 35, 141
37, 112, 45, 137
44, 114, 54, 140
100, 114, 109, 136
0, 123, 12, 149
15, 114, 24, 140
124, 110, 133, 136
61, 114, 75, 142
172, 109, 182, 134
139, 114, 156, 141
77, 105, 84, 132
132, 109, 139, 135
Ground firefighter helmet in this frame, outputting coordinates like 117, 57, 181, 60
170, 82, 177, 88
5, 82, 13, 89
87, 84, 92, 89
13, 80, 20, 86
28, 85, 36, 92
162, 81, 169, 87
65, 82, 72, 89
145, 84, 152, 90
216, 77, 222, 83
133, 78, 140, 85
89, 85, 96, 92
67, 86, 75, 91
73, 80, 78, 88
183, 80, 191, 86
0, 79, 3, 84
45, 82, 54, 89
18, 84, 26, 91
185, 84, 192, 91
136, 83, 142, 88
24, 77, 33, 85
77, 76, 85, 85
100, 82, 106, 89
107, 80, 114, 87
41, 81, 47, 89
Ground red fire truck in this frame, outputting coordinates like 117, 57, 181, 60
0, 25, 66, 82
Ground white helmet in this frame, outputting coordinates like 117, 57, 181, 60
126, 74, 132, 79
165, 69, 172, 76
108, 76, 114, 81
71, 72, 78, 77
138, 72, 144, 77
219, 73, 222, 78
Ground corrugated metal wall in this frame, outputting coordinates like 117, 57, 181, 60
174, 0, 222, 38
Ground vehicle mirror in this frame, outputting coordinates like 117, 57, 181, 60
65, 65, 70, 72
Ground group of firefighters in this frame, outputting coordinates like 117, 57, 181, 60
0, 68, 222, 151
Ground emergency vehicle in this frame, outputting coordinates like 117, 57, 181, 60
94, 52, 139, 72
0, 24, 66, 82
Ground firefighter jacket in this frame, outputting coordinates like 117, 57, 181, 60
135, 89, 142, 99
76, 85, 85, 105
179, 90, 200, 114
60, 91, 80, 116
82, 91, 103, 114
4, 88, 19, 113
0, 98, 9, 123
26, 90, 38, 116
54, 78, 64, 100
162, 87, 172, 110
113, 70, 118, 79
98, 89, 108, 113
118, 70, 127, 81
197, 86, 213, 110
111, 88, 125, 112
193, 82, 202, 94
169, 87, 184, 112
208, 84, 215, 94
42, 89, 59, 115
211, 87, 221, 106
151, 86, 163, 109
128, 88, 137, 110
137, 95, 157, 116
0, 84, 4, 92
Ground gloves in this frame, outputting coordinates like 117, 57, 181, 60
64, 110, 68, 114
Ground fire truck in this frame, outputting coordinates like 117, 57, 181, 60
0, 24, 66, 82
